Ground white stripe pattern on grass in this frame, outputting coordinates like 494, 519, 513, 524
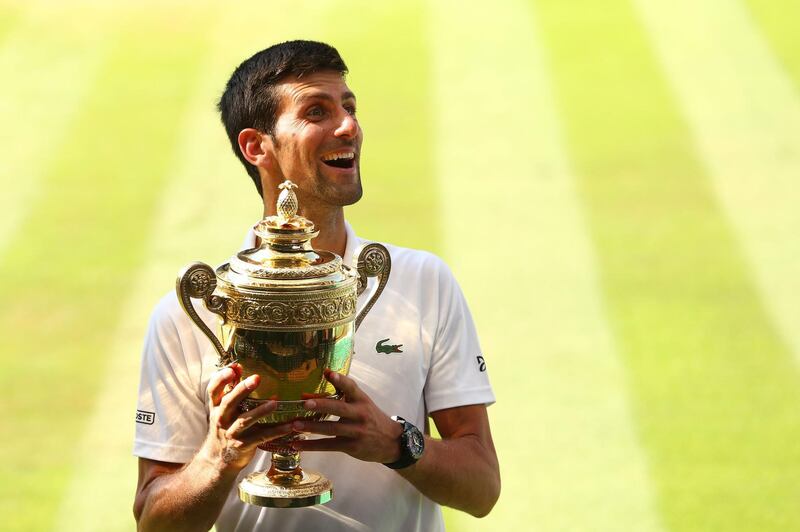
634, 0, 800, 364
50, 20, 258, 532
52, 7, 336, 530
0, 4, 110, 258
429, 0, 664, 530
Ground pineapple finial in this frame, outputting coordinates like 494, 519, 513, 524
276, 180, 299, 221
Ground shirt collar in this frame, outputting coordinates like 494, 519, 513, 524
342, 220, 359, 268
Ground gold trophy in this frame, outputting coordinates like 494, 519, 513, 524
176, 180, 391, 508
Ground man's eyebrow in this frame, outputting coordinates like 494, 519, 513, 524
295, 90, 357, 104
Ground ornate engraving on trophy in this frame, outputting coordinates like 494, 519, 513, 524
221, 291, 357, 329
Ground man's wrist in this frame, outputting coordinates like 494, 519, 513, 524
385, 417, 404, 463
384, 416, 425, 469
196, 440, 247, 479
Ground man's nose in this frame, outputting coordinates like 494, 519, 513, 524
334, 111, 359, 138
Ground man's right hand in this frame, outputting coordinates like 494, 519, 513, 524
199, 363, 293, 472
134, 363, 292, 531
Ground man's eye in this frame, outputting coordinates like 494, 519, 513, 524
307, 106, 325, 118
345, 105, 357, 116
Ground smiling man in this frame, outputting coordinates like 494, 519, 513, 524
132, 41, 499, 531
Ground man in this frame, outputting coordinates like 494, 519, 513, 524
133, 40, 499, 531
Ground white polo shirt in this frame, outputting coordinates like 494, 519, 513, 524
134, 222, 495, 532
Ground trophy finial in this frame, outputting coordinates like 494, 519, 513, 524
277, 180, 298, 221
255, 179, 313, 239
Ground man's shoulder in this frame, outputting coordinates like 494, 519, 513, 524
367, 240, 454, 281
150, 290, 185, 324
146, 289, 210, 338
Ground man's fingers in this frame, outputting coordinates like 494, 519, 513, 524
240, 422, 295, 447
207, 364, 242, 407
303, 397, 358, 420
300, 392, 327, 399
325, 370, 362, 401
292, 419, 360, 439
292, 437, 351, 453
225, 399, 278, 438
218, 374, 260, 426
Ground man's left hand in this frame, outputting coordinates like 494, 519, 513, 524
290, 370, 402, 464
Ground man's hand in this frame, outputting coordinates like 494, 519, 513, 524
134, 364, 293, 531
199, 363, 294, 471
290, 369, 403, 464
290, 369, 500, 518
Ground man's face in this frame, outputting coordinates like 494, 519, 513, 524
266, 70, 363, 208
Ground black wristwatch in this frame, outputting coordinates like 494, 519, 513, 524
384, 416, 425, 469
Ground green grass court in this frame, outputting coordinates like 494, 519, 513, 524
1, 0, 799, 530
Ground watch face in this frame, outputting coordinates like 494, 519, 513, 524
407, 426, 425, 459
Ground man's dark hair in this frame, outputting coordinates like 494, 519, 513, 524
217, 40, 348, 197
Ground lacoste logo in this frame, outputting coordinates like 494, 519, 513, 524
376, 338, 403, 354
136, 410, 155, 425
476, 356, 487, 372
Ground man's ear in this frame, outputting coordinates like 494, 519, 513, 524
237, 128, 273, 169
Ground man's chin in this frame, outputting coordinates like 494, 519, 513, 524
312, 175, 362, 207
330, 181, 363, 206
316, 166, 363, 205
340, 185, 363, 206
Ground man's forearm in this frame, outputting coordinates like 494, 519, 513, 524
290, 376, 500, 517
397, 433, 501, 518
135, 370, 292, 531
135, 453, 239, 532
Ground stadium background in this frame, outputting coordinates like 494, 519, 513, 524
1, 0, 798, 530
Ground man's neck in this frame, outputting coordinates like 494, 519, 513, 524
263, 204, 348, 258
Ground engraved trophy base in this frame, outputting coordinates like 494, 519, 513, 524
238, 469, 333, 508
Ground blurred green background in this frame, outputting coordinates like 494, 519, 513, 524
1, 0, 799, 530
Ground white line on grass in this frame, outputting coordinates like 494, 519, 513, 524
52, 7, 336, 531
50, 18, 257, 532
429, 1, 664, 530
0, 4, 111, 258
634, 0, 800, 365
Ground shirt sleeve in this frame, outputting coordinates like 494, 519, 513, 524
133, 293, 209, 464
423, 259, 495, 413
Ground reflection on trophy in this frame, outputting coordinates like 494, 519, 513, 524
175, 180, 391, 508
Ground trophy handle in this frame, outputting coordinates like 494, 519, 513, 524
354, 243, 391, 331
176, 262, 231, 364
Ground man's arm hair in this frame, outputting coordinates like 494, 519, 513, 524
133, 365, 292, 531
291, 372, 500, 517
134, 456, 239, 532
398, 404, 500, 518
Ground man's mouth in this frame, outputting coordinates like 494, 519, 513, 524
321, 151, 356, 169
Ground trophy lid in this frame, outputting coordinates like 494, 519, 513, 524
220, 180, 353, 290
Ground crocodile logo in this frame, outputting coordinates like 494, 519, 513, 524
376, 338, 403, 354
